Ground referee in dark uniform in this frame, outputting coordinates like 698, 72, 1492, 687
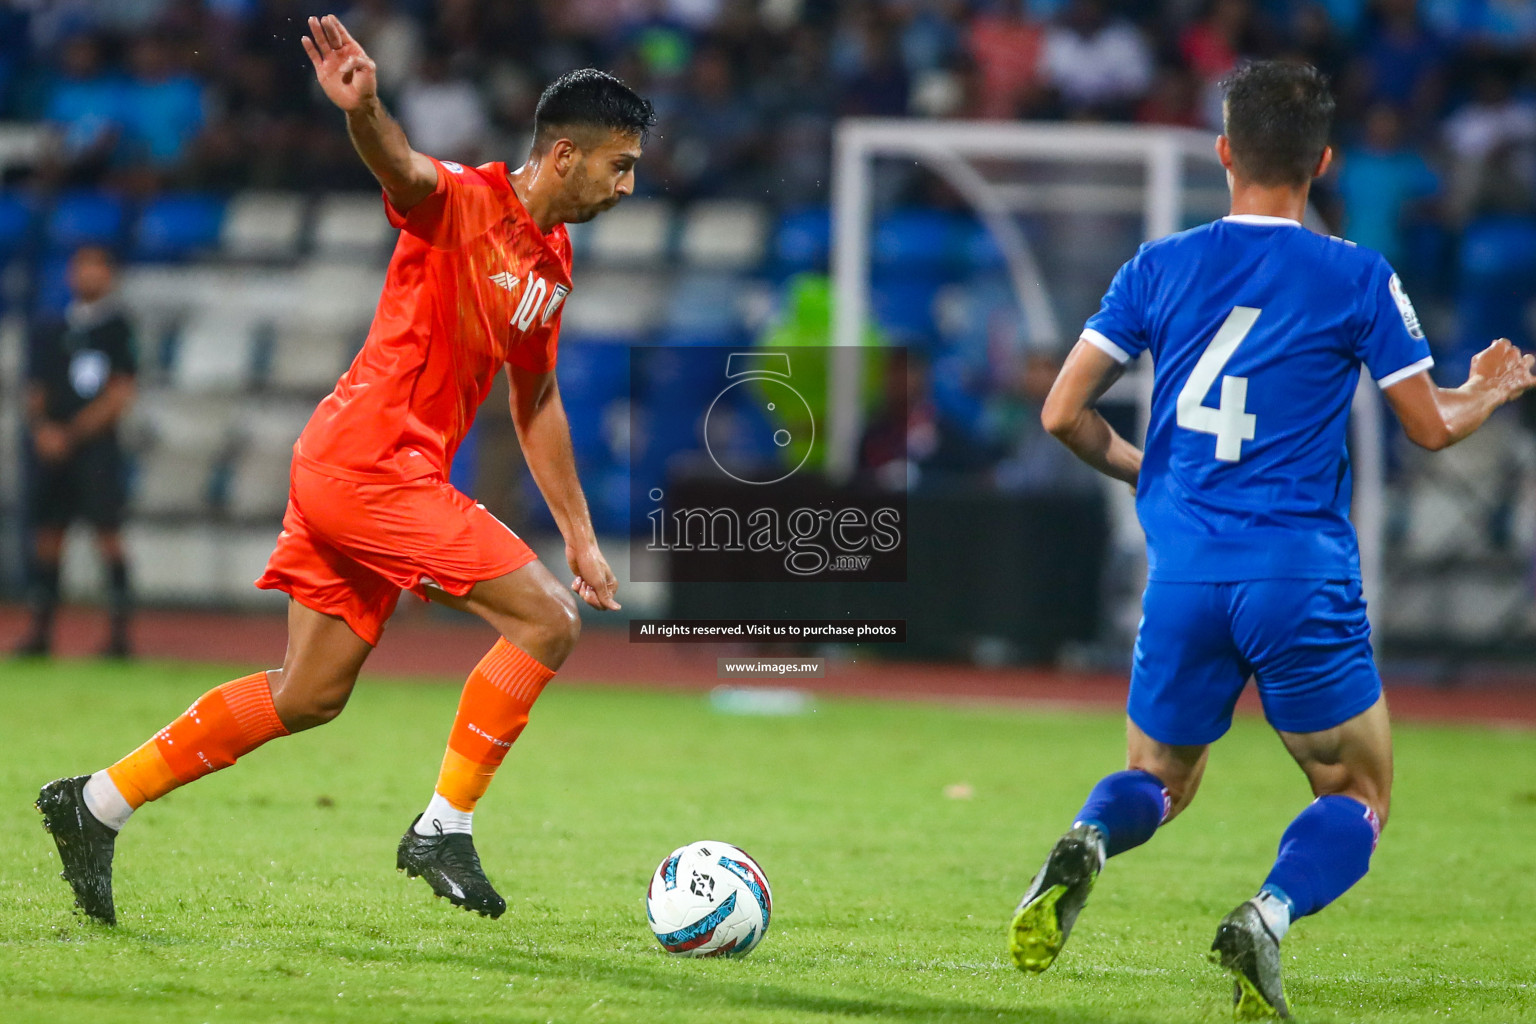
17, 245, 138, 657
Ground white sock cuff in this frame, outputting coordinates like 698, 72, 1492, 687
1253, 890, 1292, 942
82, 771, 134, 832
414, 791, 473, 836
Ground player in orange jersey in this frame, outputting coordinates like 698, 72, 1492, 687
36, 14, 654, 925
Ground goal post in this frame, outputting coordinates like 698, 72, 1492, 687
828, 118, 1384, 606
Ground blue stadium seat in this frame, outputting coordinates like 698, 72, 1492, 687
638, 404, 704, 472
773, 207, 830, 275
871, 272, 944, 337
46, 191, 127, 253
557, 341, 631, 460
449, 421, 479, 496
638, 343, 727, 406
662, 272, 749, 341
587, 463, 632, 535
1449, 215, 1536, 382
0, 192, 34, 262
930, 350, 987, 436
33, 253, 72, 313
873, 209, 962, 275
133, 194, 225, 261
519, 453, 631, 533
958, 219, 1008, 274
938, 272, 1016, 365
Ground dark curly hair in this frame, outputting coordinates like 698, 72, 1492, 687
533, 68, 656, 150
1222, 61, 1335, 188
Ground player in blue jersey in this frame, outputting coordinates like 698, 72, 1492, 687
1008, 62, 1536, 1019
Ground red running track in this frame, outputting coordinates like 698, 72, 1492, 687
3, 604, 1534, 728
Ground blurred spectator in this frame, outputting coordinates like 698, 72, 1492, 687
833, 5, 912, 116
0, 3, 27, 114
1443, 66, 1536, 224
755, 26, 836, 203
1307, 0, 1368, 40
343, 0, 423, 97
966, 3, 1046, 119
660, 45, 763, 198
1041, 0, 1154, 119
17, 246, 138, 659
398, 50, 489, 164
1179, 0, 1273, 126
859, 350, 999, 492
202, 39, 314, 188
1447, 145, 1536, 383
895, 0, 964, 76
1348, 0, 1445, 130
1337, 103, 1439, 267
1422, 0, 1536, 49
1137, 64, 1203, 127
119, 35, 209, 180
991, 351, 1101, 495
41, 35, 123, 186
1283, 2, 1350, 81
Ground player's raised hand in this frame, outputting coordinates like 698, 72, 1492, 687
301, 15, 376, 113
567, 541, 621, 611
1469, 337, 1536, 402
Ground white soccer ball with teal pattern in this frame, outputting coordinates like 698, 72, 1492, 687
646, 840, 772, 957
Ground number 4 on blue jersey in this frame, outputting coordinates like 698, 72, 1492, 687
1081, 215, 1432, 584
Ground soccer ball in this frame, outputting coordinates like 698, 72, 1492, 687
646, 841, 772, 957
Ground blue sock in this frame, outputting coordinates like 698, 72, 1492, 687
1073, 769, 1169, 858
1262, 795, 1380, 918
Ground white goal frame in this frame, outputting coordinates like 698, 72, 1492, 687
827, 119, 1384, 602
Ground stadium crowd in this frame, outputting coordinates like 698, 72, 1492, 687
5, 0, 1536, 494
2, 1, 1532, 209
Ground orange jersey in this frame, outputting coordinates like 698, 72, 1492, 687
295, 157, 573, 482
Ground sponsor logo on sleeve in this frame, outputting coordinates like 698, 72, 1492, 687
442, 161, 465, 174
1389, 273, 1424, 339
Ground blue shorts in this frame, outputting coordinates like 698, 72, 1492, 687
1128, 579, 1382, 746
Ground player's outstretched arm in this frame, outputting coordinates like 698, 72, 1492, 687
506, 365, 622, 611
301, 14, 436, 213
1384, 338, 1536, 451
1041, 338, 1143, 487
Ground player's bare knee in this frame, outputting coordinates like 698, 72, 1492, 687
1349, 784, 1391, 831
537, 587, 582, 661
1128, 746, 1205, 823
269, 667, 355, 732
494, 584, 580, 666
278, 691, 351, 732
1308, 771, 1390, 830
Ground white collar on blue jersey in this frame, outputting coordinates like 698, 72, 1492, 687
1222, 214, 1303, 227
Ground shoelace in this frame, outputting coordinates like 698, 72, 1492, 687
434, 832, 486, 879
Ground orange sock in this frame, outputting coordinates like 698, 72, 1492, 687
434, 639, 555, 812
105, 672, 289, 808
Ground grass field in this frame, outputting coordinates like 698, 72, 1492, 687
2, 660, 1534, 1024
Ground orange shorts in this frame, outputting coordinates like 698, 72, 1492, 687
255, 460, 537, 646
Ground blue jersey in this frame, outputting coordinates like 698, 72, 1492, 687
1084, 215, 1433, 583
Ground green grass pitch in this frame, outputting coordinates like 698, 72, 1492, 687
2, 660, 1534, 1023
